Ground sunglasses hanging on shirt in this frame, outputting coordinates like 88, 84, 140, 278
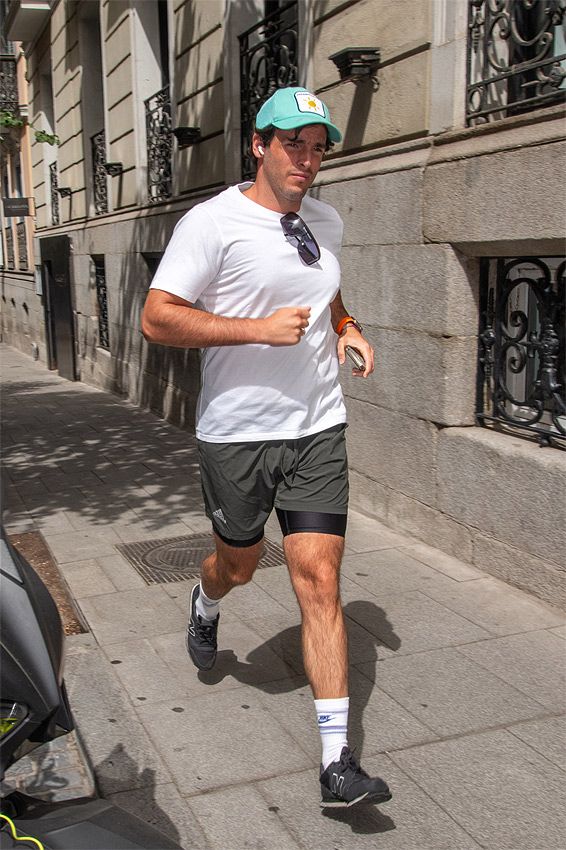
280, 213, 321, 266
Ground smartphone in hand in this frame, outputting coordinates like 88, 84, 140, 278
345, 345, 365, 371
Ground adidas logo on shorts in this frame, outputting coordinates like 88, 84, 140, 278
212, 507, 227, 524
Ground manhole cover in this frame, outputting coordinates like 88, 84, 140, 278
116, 533, 285, 585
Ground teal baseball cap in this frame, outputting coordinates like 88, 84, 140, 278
255, 87, 342, 143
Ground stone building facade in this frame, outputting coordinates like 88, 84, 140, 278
1, 0, 565, 606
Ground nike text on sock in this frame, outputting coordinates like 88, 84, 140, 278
195, 583, 220, 621
315, 696, 349, 770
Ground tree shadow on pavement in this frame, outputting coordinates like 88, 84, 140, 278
1, 379, 203, 534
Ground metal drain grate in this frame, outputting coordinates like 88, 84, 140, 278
116, 533, 286, 585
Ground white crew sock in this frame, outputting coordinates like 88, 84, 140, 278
315, 696, 349, 769
195, 583, 220, 621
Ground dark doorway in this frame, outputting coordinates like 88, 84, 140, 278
40, 235, 76, 381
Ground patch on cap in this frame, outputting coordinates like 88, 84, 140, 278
294, 92, 326, 118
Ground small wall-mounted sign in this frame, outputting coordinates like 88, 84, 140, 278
2, 197, 32, 217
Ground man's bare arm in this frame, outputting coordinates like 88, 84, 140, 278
329, 290, 374, 377
141, 289, 311, 348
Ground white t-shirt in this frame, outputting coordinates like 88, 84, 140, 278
150, 183, 347, 442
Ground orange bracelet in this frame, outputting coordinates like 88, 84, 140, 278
336, 316, 362, 336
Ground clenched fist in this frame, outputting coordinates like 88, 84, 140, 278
259, 306, 311, 346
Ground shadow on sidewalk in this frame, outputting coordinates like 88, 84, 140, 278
198, 599, 400, 758
197, 600, 399, 836
94, 744, 181, 845
2, 380, 202, 533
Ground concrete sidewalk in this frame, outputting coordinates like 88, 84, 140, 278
1, 343, 565, 850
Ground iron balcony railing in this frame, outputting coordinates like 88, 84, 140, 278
91, 129, 108, 216
467, 0, 566, 124
145, 85, 172, 203
239, 0, 298, 180
0, 53, 18, 110
49, 162, 59, 225
477, 256, 565, 448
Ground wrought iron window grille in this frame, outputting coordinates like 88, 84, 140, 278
49, 162, 59, 225
467, 0, 566, 125
239, 0, 298, 181
0, 53, 18, 111
16, 220, 27, 270
477, 256, 565, 448
93, 255, 110, 351
91, 129, 108, 216
145, 85, 172, 204
5, 226, 15, 269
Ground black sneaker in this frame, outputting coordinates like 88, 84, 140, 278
319, 747, 392, 808
186, 584, 219, 671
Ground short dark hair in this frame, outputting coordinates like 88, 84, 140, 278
253, 125, 334, 159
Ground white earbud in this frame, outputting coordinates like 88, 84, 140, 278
258, 146, 264, 155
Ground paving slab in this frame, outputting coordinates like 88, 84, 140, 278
2, 732, 95, 802
419, 575, 566, 636
135, 688, 313, 795
41, 527, 123, 563
77, 586, 187, 645
400, 542, 485, 581
109, 783, 207, 850
343, 514, 410, 553
187, 783, 302, 850
103, 622, 294, 701
113, 520, 195, 543
345, 589, 490, 656
361, 647, 546, 737
457, 629, 566, 711
57, 558, 117, 598
507, 715, 566, 772
95, 552, 148, 590
257, 755, 481, 850
341, 548, 449, 596
390, 730, 566, 849
64, 644, 173, 796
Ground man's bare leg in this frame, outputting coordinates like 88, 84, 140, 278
201, 534, 264, 599
284, 530, 391, 807
187, 534, 263, 670
284, 532, 347, 698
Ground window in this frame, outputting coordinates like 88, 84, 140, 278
78, 1, 106, 216
467, 0, 566, 125
92, 255, 110, 351
238, 1, 298, 179
140, 0, 172, 203
477, 256, 565, 448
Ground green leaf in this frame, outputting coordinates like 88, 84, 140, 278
34, 129, 59, 145
0, 110, 23, 128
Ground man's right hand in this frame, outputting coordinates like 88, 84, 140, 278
260, 307, 311, 346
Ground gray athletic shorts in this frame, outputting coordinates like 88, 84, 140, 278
197, 424, 349, 546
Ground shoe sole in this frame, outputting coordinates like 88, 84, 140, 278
320, 790, 392, 809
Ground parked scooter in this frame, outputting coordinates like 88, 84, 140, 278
0, 530, 183, 849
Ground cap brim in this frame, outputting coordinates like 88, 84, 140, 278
269, 114, 342, 143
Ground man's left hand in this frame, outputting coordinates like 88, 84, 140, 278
337, 326, 374, 377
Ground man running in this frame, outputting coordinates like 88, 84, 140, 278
141, 87, 391, 810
